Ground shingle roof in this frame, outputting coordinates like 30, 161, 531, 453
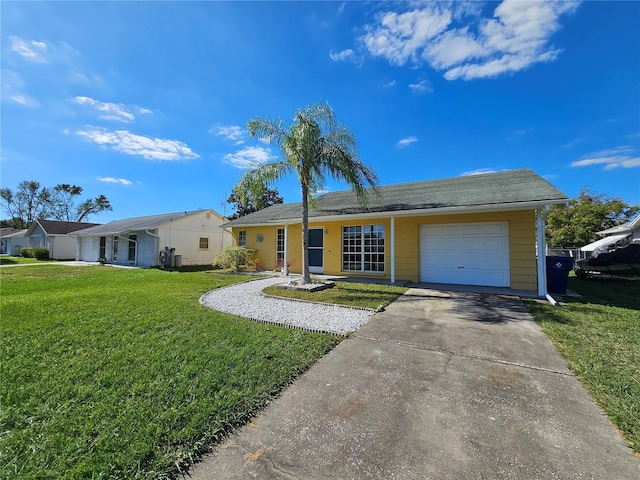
597, 215, 640, 236
36, 219, 100, 235
1, 229, 28, 238
72, 209, 217, 236
224, 169, 568, 227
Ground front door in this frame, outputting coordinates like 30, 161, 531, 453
308, 228, 324, 274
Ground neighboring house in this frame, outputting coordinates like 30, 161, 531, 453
1, 228, 16, 254
1, 228, 26, 255
223, 169, 568, 296
580, 214, 640, 257
73, 209, 231, 267
26, 219, 100, 259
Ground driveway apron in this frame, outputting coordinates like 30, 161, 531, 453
188, 287, 639, 480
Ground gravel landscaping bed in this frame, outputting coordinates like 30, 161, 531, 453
199, 276, 374, 335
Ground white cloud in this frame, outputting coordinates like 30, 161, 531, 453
461, 168, 504, 176
9, 35, 48, 63
211, 125, 245, 145
74, 96, 137, 123
77, 127, 199, 161
1, 69, 39, 107
396, 136, 419, 148
363, 7, 452, 66
361, 1, 579, 80
97, 176, 133, 185
9, 94, 39, 107
330, 49, 354, 61
382, 80, 397, 88
408, 80, 433, 94
223, 146, 273, 169
329, 48, 363, 66
571, 146, 640, 170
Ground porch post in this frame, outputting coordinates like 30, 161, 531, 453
390, 216, 395, 284
283, 223, 289, 276
536, 207, 548, 297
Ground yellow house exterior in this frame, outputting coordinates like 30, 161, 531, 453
223, 169, 568, 296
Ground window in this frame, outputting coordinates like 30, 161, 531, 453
342, 225, 385, 273
99, 236, 106, 259
128, 235, 137, 262
276, 228, 285, 267
199, 237, 209, 250
238, 230, 246, 248
113, 236, 118, 261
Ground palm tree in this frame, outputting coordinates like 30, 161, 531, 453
238, 101, 379, 283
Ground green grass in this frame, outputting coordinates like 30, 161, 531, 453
524, 277, 640, 454
262, 281, 408, 309
0, 255, 55, 265
1, 267, 341, 479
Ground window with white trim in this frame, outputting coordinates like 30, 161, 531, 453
238, 230, 246, 247
342, 224, 385, 272
99, 236, 106, 259
128, 235, 137, 262
276, 228, 285, 267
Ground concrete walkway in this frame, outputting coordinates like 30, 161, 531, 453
188, 287, 639, 479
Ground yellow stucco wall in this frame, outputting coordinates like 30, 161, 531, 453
231, 209, 537, 290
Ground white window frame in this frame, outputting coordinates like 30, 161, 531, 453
238, 230, 246, 248
342, 224, 385, 273
276, 228, 285, 267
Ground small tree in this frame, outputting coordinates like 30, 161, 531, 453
50, 184, 113, 222
0, 181, 52, 229
237, 101, 379, 283
226, 184, 283, 220
546, 189, 639, 247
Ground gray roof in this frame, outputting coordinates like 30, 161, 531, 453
224, 169, 568, 227
1, 229, 28, 238
32, 219, 100, 235
597, 215, 640, 236
73, 209, 218, 236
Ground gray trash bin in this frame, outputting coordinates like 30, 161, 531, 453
174, 254, 182, 268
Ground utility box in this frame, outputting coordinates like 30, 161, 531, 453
546, 256, 574, 294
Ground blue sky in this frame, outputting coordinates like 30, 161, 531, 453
2, 1, 639, 224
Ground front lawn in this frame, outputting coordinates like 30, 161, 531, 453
0, 266, 340, 479
524, 277, 640, 454
0, 255, 54, 265
263, 281, 408, 309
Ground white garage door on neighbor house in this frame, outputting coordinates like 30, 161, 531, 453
419, 222, 510, 287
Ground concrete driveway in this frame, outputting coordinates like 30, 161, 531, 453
188, 287, 639, 479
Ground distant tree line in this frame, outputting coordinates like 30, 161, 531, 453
0, 180, 112, 229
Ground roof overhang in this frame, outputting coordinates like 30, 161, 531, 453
222, 199, 565, 228
580, 233, 629, 252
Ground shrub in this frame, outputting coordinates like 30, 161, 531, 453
19, 247, 49, 259
19, 247, 35, 258
212, 247, 258, 273
33, 247, 50, 260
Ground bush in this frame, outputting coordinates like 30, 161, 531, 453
33, 247, 50, 260
212, 247, 258, 273
19, 247, 49, 259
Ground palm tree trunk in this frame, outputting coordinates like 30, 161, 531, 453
301, 183, 310, 283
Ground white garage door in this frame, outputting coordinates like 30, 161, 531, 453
420, 222, 510, 287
